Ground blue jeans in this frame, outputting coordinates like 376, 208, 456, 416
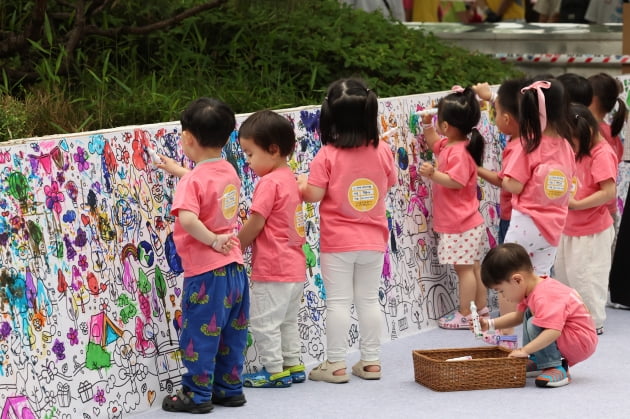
522, 308, 563, 369
498, 218, 510, 245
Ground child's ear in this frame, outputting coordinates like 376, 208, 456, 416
269, 144, 280, 156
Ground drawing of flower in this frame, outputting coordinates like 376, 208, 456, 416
73, 146, 90, 171
0, 321, 11, 339
44, 181, 65, 214
78, 254, 88, 270
52, 338, 66, 361
94, 388, 106, 406
67, 327, 79, 345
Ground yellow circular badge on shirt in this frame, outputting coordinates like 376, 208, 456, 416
347, 178, 378, 212
294, 203, 305, 237
543, 169, 568, 200
220, 184, 238, 219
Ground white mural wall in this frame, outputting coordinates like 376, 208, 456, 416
1, 81, 629, 418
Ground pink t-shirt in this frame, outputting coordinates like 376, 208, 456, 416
498, 139, 519, 221
503, 135, 576, 246
171, 159, 243, 277
307, 140, 396, 253
599, 122, 623, 164
250, 166, 306, 282
517, 276, 597, 367
431, 138, 483, 233
599, 123, 621, 215
564, 141, 617, 236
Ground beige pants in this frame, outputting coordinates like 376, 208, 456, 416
555, 226, 615, 329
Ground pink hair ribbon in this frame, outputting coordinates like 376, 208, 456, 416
451, 85, 465, 93
521, 80, 551, 131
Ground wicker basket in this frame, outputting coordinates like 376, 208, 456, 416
412, 346, 527, 392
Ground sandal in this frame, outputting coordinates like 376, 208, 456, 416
352, 360, 381, 380
308, 360, 349, 383
162, 388, 214, 413
438, 311, 470, 330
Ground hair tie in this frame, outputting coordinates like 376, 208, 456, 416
451, 85, 465, 94
521, 81, 551, 131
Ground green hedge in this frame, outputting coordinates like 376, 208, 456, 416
0, 0, 520, 141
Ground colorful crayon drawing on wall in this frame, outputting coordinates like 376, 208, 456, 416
0, 81, 628, 417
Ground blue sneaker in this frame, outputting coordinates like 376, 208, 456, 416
285, 364, 306, 383
535, 364, 571, 388
243, 367, 292, 388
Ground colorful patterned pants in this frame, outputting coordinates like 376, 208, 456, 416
179, 262, 250, 403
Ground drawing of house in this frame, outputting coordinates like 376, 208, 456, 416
89, 312, 123, 347
1, 395, 36, 419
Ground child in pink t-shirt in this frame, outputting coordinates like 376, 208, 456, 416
236, 110, 307, 388
502, 77, 576, 276
478, 243, 597, 388
298, 78, 396, 383
419, 86, 488, 330
158, 98, 249, 413
588, 72, 628, 223
474, 78, 526, 346
555, 103, 618, 336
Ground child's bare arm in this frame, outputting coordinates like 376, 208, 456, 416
419, 162, 464, 189
570, 179, 616, 210
178, 210, 236, 254
480, 311, 522, 332
155, 154, 191, 178
421, 115, 440, 151
510, 328, 561, 359
238, 213, 266, 251
478, 166, 503, 188
297, 174, 326, 203
502, 176, 524, 194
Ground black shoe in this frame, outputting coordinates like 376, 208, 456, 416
162, 389, 214, 413
211, 393, 246, 407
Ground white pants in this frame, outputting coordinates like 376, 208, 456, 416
249, 281, 304, 372
504, 210, 557, 276
320, 251, 384, 363
555, 226, 615, 329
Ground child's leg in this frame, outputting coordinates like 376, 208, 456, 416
213, 263, 250, 398
555, 227, 614, 332
319, 252, 356, 374
177, 269, 229, 403
280, 281, 306, 368
473, 260, 487, 310
249, 281, 290, 374
522, 308, 563, 369
353, 250, 384, 370
502, 210, 556, 334
454, 264, 476, 316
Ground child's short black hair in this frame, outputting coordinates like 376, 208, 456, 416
180, 97, 236, 148
481, 243, 534, 287
319, 78, 379, 149
238, 110, 296, 157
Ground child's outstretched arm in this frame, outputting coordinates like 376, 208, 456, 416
297, 174, 326, 203
510, 328, 561, 359
477, 166, 503, 187
177, 209, 237, 254
421, 114, 440, 151
472, 82, 494, 103
155, 154, 191, 178
238, 213, 266, 251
